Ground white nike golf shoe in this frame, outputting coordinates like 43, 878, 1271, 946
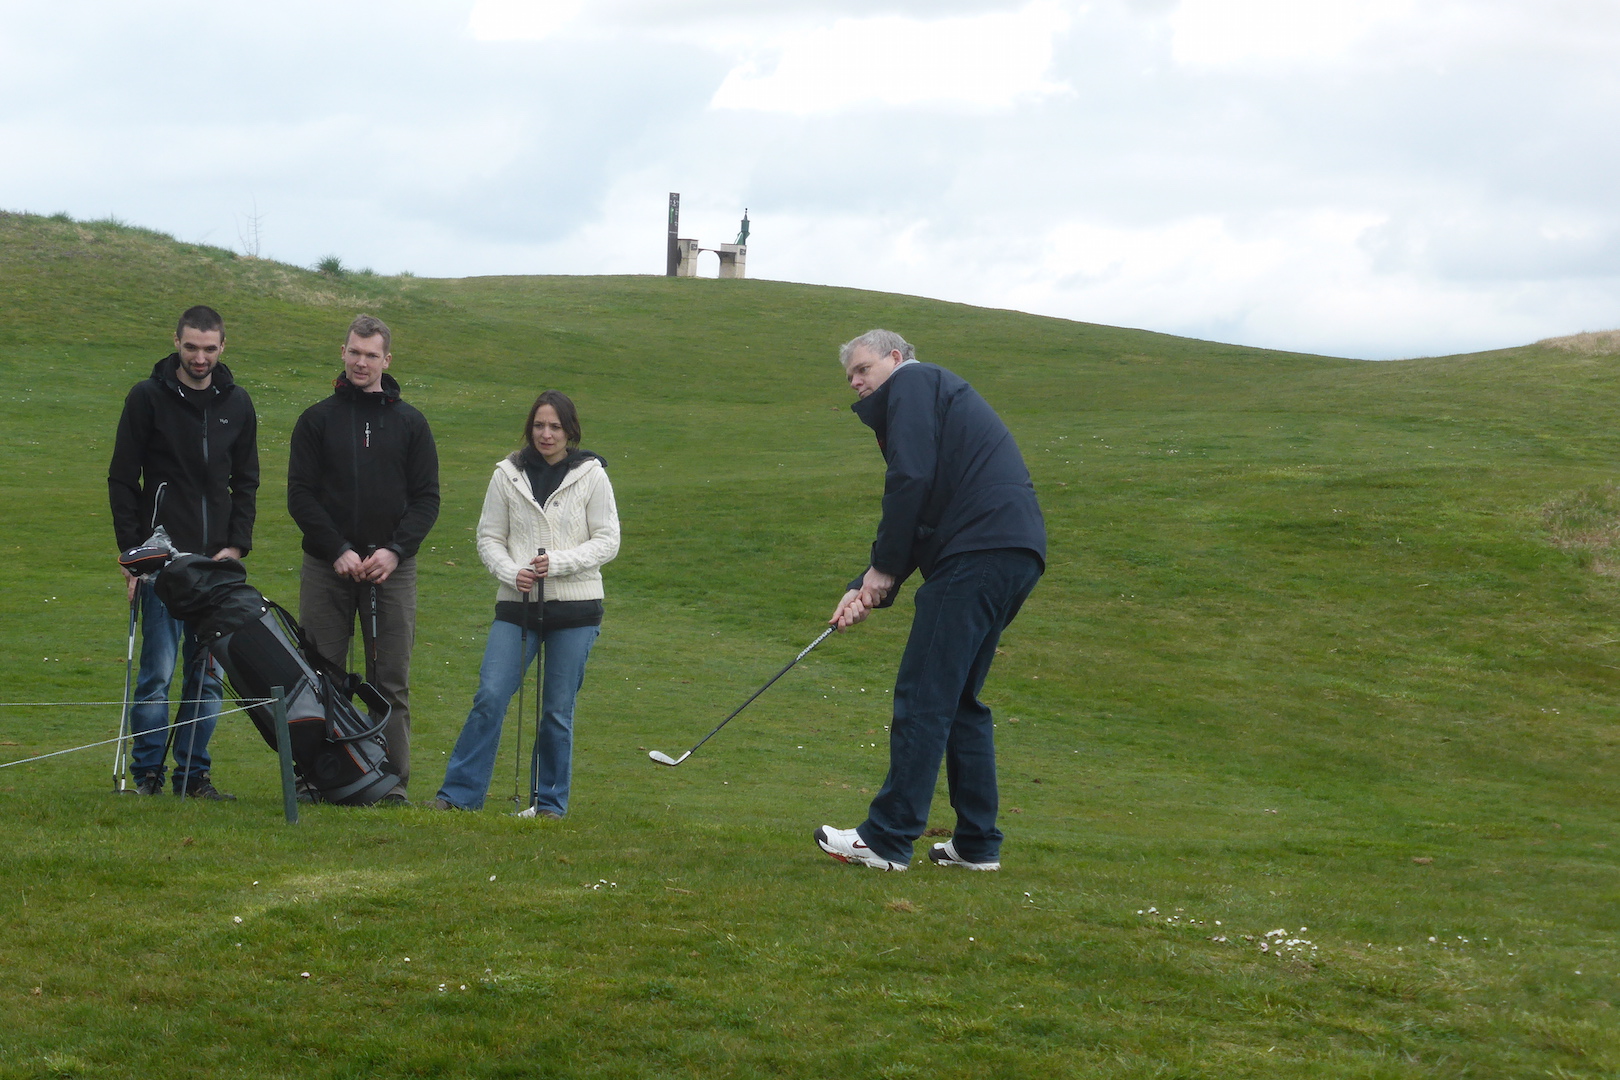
814, 825, 907, 871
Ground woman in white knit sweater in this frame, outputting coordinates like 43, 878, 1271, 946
433, 390, 620, 816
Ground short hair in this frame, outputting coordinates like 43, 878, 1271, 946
839, 328, 915, 368
346, 314, 391, 354
176, 305, 224, 341
523, 390, 582, 449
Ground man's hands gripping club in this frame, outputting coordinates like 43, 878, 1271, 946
830, 567, 896, 630
332, 546, 400, 584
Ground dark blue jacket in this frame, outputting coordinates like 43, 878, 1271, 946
851, 362, 1045, 601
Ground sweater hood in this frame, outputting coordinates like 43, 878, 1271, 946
332, 371, 402, 404
510, 446, 608, 473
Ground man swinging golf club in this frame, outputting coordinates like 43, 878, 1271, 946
815, 330, 1045, 872
108, 304, 259, 799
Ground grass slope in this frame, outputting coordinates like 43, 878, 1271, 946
0, 210, 1616, 1078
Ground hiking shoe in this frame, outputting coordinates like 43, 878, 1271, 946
134, 773, 164, 796
814, 825, 906, 871
378, 790, 410, 806
181, 773, 236, 801
427, 796, 458, 811
515, 805, 563, 820
928, 839, 1000, 871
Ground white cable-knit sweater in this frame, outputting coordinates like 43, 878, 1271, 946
476, 455, 620, 603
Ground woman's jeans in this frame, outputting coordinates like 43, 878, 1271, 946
437, 620, 599, 813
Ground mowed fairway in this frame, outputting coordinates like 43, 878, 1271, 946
0, 211, 1616, 1078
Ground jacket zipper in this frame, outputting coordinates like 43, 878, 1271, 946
200, 396, 211, 549
350, 408, 362, 542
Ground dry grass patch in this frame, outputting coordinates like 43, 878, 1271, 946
1541, 484, 1620, 575
1537, 330, 1620, 355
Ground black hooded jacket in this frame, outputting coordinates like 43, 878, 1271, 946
850, 362, 1045, 603
287, 372, 441, 562
108, 355, 260, 556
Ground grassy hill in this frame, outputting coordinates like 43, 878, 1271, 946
0, 210, 1616, 1078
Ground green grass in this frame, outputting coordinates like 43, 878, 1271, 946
0, 208, 1616, 1078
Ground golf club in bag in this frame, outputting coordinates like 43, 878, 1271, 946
121, 541, 402, 805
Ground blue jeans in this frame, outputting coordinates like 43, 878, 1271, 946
437, 620, 600, 813
129, 578, 223, 790
857, 549, 1042, 865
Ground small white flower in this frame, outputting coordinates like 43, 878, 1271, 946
1214, 920, 1221, 926
1429, 936, 1437, 943
438, 984, 446, 991
300, 972, 311, 979
489, 875, 496, 882
461, 984, 468, 990
233, 916, 243, 924
404, 957, 410, 962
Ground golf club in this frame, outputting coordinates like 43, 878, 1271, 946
111, 589, 139, 792
513, 547, 544, 808
649, 625, 835, 767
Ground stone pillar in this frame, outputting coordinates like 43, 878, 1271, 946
717, 244, 747, 279
675, 238, 701, 277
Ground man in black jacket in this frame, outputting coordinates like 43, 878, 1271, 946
109, 304, 259, 799
288, 315, 440, 800
815, 329, 1045, 872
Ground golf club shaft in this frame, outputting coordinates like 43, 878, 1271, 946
112, 589, 139, 790
514, 589, 527, 805
683, 625, 836, 756
513, 547, 545, 806
528, 548, 544, 805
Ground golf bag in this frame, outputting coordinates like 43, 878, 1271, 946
148, 553, 402, 806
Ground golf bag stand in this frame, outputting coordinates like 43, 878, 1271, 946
146, 552, 402, 806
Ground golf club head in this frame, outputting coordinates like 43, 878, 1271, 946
118, 544, 175, 578
648, 750, 691, 767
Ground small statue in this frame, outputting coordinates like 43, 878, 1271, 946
735, 210, 750, 247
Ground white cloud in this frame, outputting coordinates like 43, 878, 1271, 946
711, 2, 1073, 114
467, 0, 584, 41
1167, 0, 1417, 68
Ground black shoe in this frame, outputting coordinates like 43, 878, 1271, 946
295, 778, 321, 804
378, 790, 410, 806
134, 773, 164, 796
182, 772, 236, 801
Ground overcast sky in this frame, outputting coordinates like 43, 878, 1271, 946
3, 0, 1617, 359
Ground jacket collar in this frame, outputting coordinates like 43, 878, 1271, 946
333, 371, 401, 404
152, 353, 237, 397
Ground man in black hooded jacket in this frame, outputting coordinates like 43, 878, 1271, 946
109, 304, 259, 799
815, 329, 1045, 872
287, 315, 440, 800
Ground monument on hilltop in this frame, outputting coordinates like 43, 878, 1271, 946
664, 195, 748, 279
